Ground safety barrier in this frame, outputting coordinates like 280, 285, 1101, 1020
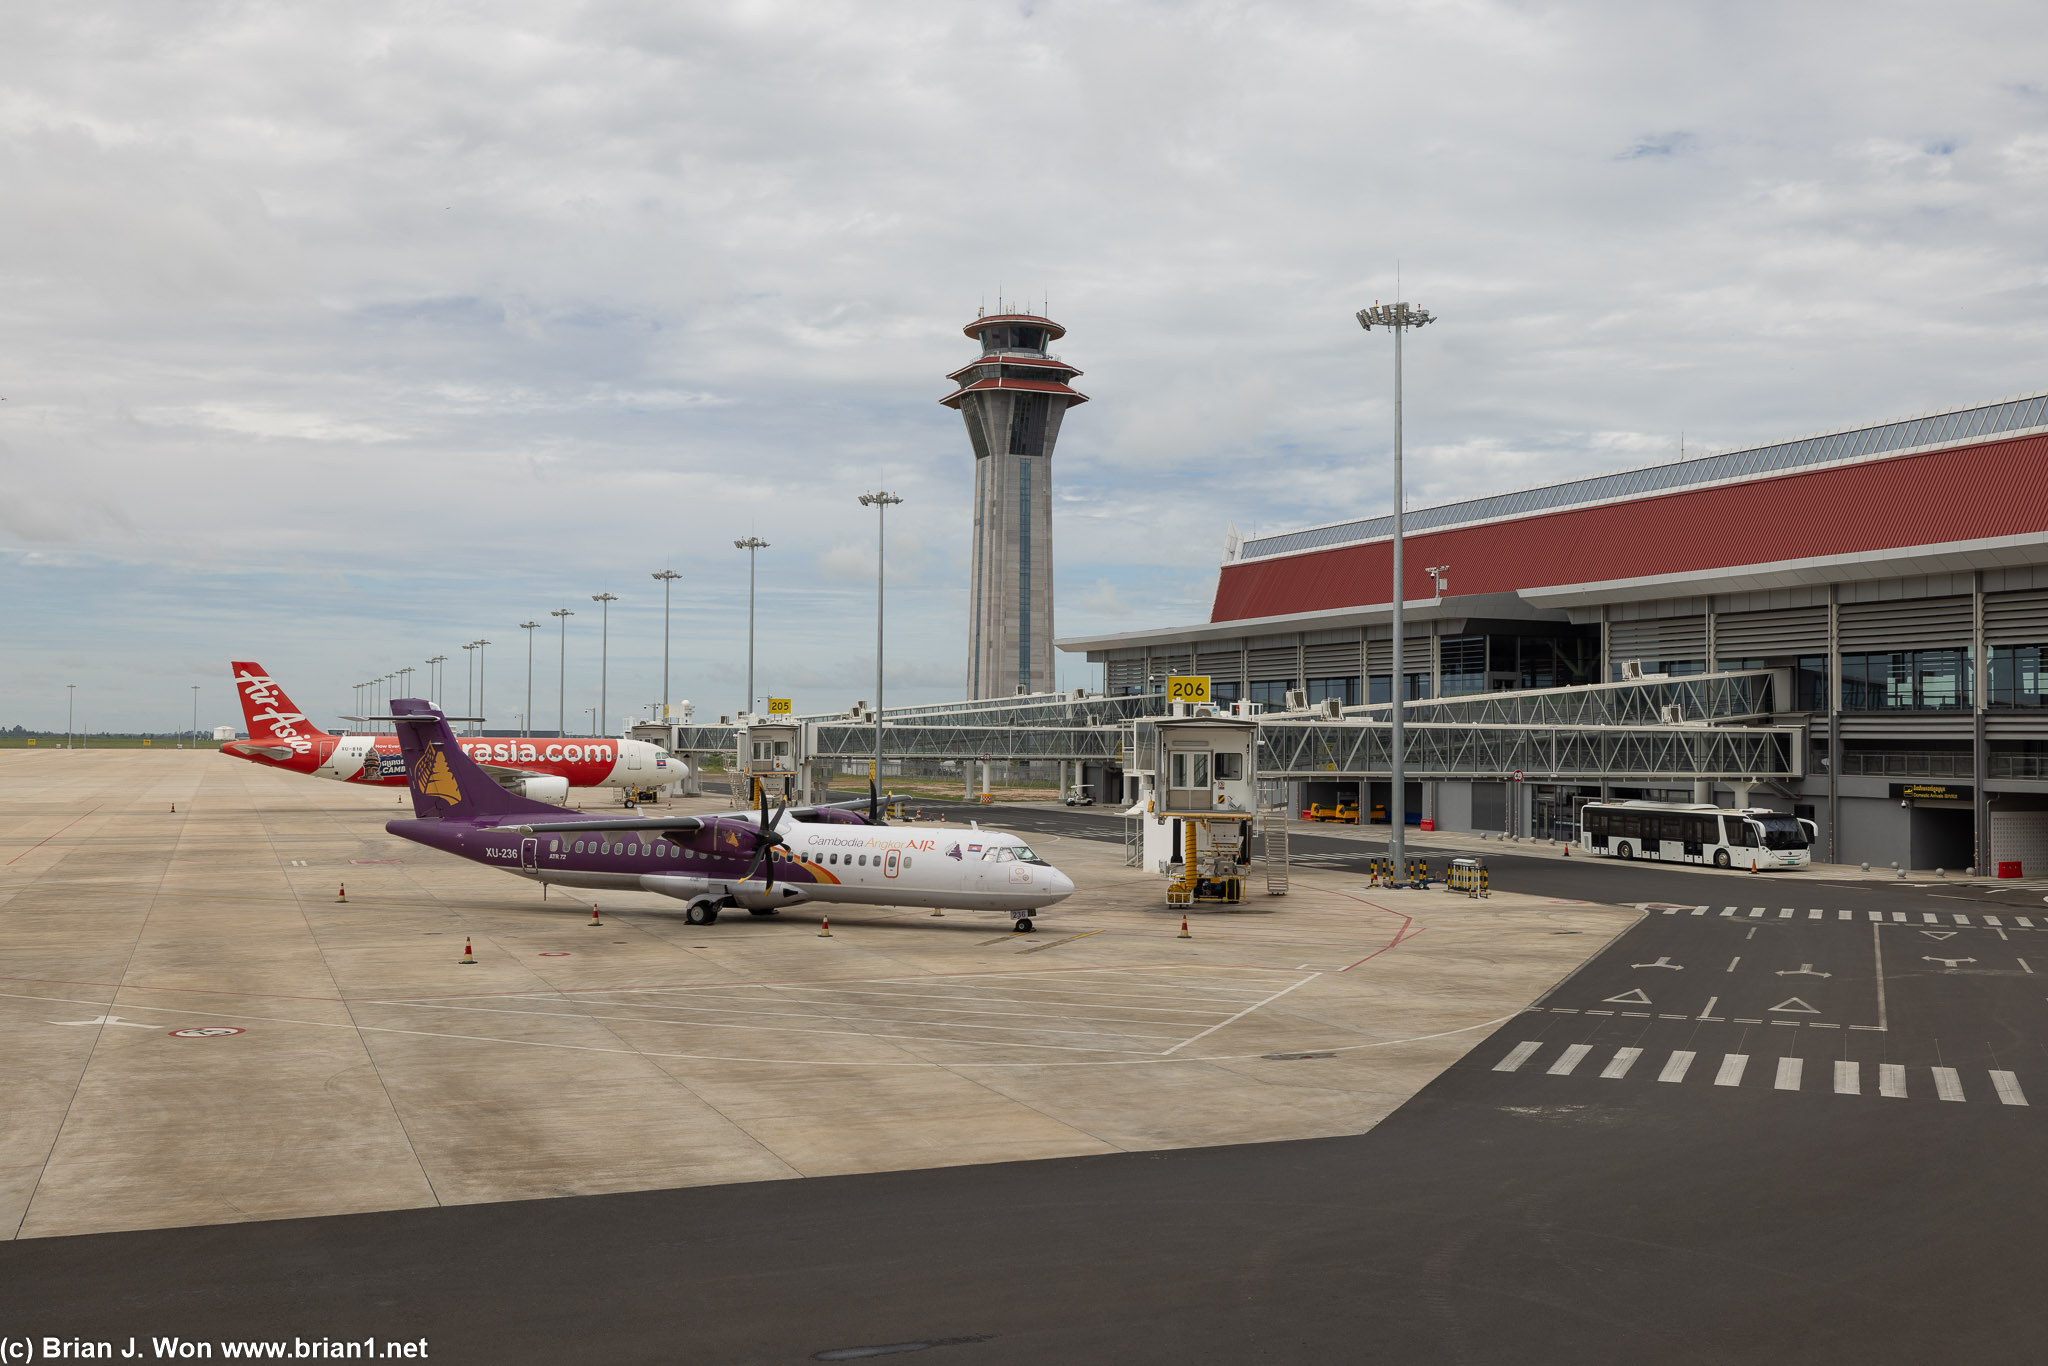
1445, 861, 1491, 898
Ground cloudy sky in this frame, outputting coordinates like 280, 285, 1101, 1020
5, 1, 2046, 733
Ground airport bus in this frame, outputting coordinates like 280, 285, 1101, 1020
1578, 800, 1817, 870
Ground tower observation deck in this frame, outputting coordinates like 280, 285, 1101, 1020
941, 312, 1088, 699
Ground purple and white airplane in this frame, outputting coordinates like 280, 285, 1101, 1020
383, 699, 1075, 930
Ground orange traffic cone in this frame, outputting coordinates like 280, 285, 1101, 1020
1178, 915, 1192, 939
170, 803, 177, 813
337, 884, 348, 903
460, 938, 477, 964
589, 904, 603, 926
818, 917, 832, 937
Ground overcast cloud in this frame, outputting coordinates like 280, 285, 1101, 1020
5, 1, 2046, 732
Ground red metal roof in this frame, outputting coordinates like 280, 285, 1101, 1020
965, 313, 1065, 340
940, 377, 1090, 409
947, 355, 1082, 382
1210, 432, 2048, 622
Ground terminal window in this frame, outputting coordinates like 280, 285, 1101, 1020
1988, 645, 2047, 707
1307, 676, 1360, 706
1841, 649, 1972, 711
1248, 679, 1295, 707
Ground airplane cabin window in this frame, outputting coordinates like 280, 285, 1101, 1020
858, 855, 867, 866
902, 857, 912, 869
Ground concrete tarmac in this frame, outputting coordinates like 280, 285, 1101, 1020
10, 760, 2041, 1361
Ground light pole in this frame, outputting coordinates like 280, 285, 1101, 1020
652, 569, 682, 722
473, 640, 491, 736
383, 674, 395, 732
551, 608, 574, 736
66, 684, 74, 749
190, 685, 200, 751
590, 594, 618, 735
427, 655, 447, 710
733, 537, 769, 715
463, 644, 476, 732
857, 493, 902, 790
1357, 297, 1435, 876
520, 622, 541, 736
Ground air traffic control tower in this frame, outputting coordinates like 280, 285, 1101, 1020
942, 312, 1088, 698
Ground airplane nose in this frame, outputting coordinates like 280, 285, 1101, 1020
1047, 869, 1076, 902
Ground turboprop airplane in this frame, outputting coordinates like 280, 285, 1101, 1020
220, 661, 677, 803
381, 698, 1074, 929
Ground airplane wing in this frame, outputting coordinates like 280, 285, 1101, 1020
514, 816, 706, 834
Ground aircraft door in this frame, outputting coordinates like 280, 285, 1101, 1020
883, 849, 901, 879
520, 838, 539, 871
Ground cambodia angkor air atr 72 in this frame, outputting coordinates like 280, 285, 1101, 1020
219, 661, 676, 802
382, 698, 1074, 930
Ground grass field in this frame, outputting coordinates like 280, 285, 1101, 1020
0, 735, 220, 750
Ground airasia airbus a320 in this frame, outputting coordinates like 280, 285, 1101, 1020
219, 661, 676, 802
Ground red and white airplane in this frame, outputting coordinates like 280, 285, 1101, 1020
220, 661, 678, 802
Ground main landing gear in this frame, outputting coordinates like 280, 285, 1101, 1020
1012, 917, 1035, 934
685, 900, 721, 926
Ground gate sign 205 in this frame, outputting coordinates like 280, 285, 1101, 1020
1166, 675, 1211, 704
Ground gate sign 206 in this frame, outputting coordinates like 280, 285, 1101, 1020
1166, 675, 1211, 704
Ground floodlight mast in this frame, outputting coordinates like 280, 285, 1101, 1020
1356, 299, 1435, 877
733, 538, 769, 716
857, 493, 904, 792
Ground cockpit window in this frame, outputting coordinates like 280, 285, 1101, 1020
1012, 845, 1048, 864
995, 848, 1016, 861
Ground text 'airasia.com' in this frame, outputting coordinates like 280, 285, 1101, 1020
2, 1338, 430, 1361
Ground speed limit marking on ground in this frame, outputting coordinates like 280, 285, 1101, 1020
169, 1027, 244, 1038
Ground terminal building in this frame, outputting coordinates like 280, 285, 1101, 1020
1060, 390, 2048, 873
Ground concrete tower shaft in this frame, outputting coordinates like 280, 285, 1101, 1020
942, 313, 1088, 699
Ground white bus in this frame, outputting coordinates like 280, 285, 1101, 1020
1579, 800, 1817, 871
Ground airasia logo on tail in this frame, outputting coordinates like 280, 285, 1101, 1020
231, 661, 318, 754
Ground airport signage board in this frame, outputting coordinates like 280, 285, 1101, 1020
767, 698, 792, 715
1166, 675, 1211, 704
1889, 782, 1973, 802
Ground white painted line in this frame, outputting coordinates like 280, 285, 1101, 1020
1872, 924, 1889, 1033
1879, 1063, 1907, 1098
1985, 915, 2002, 927
1601, 1047, 1643, 1079
1833, 1060, 1860, 1095
1584, 1009, 1613, 1016
1954, 914, 1971, 926
1494, 1041, 1544, 1072
1893, 912, 1907, 923
1780, 908, 1794, 918
1547, 1044, 1593, 1076
1809, 909, 1822, 920
1839, 909, 1852, 921
1774, 1056, 1803, 1090
1923, 913, 1939, 925
1750, 908, 1765, 918
1162, 973, 1321, 1056
1691, 906, 1708, 916
1714, 1054, 1748, 1086
1868, 911, 1882, 922
2019, 916, 2035, 928
1726, 956, 1740, 972
2021, 959, 2035, 974
1991, 1070, 2027, 1106
1658, 1050, 1696, 1083
1721, 907, 1737, 917
1933, 1066, 1965, 1102
1699, 996, 1719, 1019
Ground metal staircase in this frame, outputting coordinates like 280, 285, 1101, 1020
1261, 807, 1290, 896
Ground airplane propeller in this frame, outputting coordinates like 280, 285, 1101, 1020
741, 784, 792, 887
868, 777, 885, 827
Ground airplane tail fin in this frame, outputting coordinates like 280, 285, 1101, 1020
390, 699, 565, 822
230, 661, 328, 749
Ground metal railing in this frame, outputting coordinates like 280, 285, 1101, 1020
1990, 753, 2048, 779
1255, 720, 1799, 781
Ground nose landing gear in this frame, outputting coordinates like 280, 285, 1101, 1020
1012, 917, 1035, 934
